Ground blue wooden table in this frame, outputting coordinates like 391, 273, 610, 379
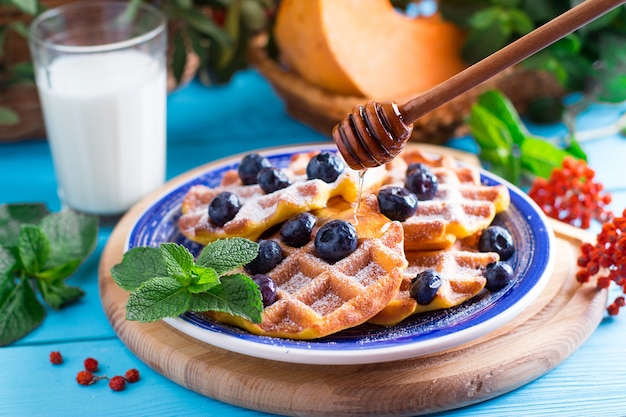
1, 70, 626, 416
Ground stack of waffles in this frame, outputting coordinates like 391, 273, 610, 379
178, 147, 510, 339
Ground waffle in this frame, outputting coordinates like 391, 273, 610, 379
370, 148, 510, 251
178, 152, 359, 245
369, 243, 499, 326
206, 196, 407, 339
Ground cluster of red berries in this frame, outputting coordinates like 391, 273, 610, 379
49, 351, 140, 392
528, 157, 613, 229
576, 208, 626, 315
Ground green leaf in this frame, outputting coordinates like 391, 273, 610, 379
565, 136, 587, 161
8, 21, 30, 38
187, 265, 220, 294
508, 8, 534, 35
171, 29, 188, 85
196, 238, 258, 275
38, 210, 98, 280
125, 277, 190, 322
173, 0, 193, 9
179, 7, 231, 47
0, 107, 19, 126
469, 104, 514, 150
189, 273, 262, 323
111, 246, 168, 291
462, 22, 511, 63
0, 203, 49, 248
0, 278, 45, 346
0, 274, 16, 309
476, 90, 527, 144
8, 0, 38, 15
37, 279, 84, 309
159, 243, 195, 284
519, 137, 572, 179
18, 225, 50, 275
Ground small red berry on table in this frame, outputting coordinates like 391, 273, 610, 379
125, 368, 140, 383
49, 351, 63, 365
528, 157, 613, 229
109, 375, 126, 391
84, 357, 98, 372
76, 370, 96, 386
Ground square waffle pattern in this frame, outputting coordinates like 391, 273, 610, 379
375, 149, 510, 251
369, 246, 499, 326
207, 221, 407, 339
178, 161, 358, 245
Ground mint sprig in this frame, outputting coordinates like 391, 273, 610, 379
0, 204, 99, 346
111, 238, 263, 324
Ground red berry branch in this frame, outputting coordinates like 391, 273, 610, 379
576, 208, 626, 315
528, 157, 613, 229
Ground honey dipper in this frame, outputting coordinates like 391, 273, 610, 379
333, 0, 626, 170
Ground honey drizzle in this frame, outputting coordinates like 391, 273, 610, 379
353, 169, 368, 224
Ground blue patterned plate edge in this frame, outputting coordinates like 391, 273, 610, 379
124, 143, 556, 365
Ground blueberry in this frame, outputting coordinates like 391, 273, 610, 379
208, 191, 241, 227
306, 151, 345, 183
238, 153, 272, 185
257, 167, 291, 194
483, 261, 514, 292
251, 274, 278, 307
314, 220, 357, 263
478, 225, 515, 260
405, 163, 438, 200
280, 212, 317, 247
244, 240, 284, 275
410, 269, 442, 305
377, 186, 418, 222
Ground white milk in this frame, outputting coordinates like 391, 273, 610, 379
37, 49, 166, 215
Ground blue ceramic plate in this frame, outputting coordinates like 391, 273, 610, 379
126, 143, 555, 365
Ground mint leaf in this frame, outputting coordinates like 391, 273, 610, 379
18, 225, 50, 275
0, 274, 16, 308
113, 237, 263, 324
37, 279, 85, 310
470, 90, 587, 185
476, 90, 527, 145
0, 245, 18, 280
189, 273, 262, 323
0, 203, 49, 247
0, 278, 46, 346
111, 246, 168, 290
125, 276, 190, 322
38, 210, 98, 280
160, 243, 195, 284
196, 237, 258, 274
520, 137, 571, 179
187, 265, 220, 293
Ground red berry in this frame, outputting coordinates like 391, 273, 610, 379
49, 351, 63, 365
528, 157, 613, 229
109, 375, 126, 391
84, 357, 98, 372
76, 370, 95, 386
124, 368, 140, 383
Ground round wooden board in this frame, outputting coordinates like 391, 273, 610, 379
98, 145, 608, 417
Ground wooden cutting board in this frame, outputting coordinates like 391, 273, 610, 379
98, 145, 607, 417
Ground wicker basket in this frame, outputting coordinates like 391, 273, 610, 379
248, 34, 565, 144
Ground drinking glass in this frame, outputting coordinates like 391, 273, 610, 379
29, 1, 167, 218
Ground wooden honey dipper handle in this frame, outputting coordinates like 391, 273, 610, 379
333, 0, 626, 170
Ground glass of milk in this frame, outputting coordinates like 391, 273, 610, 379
29, 1, 167, 218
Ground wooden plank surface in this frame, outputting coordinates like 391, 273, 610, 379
98, 145, 607, 416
